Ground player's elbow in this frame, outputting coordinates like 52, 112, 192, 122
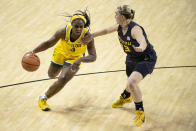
142, 43, 147, 51
89, 53, 96, 62
91, 54, 97, 62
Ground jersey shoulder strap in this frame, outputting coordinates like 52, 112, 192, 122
65, 24, 72, 40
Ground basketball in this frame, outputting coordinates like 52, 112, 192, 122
21, 53, 40, 72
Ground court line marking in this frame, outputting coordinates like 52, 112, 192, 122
0, 65, 196, 88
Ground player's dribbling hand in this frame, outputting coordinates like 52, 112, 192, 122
25, 51, 35, 56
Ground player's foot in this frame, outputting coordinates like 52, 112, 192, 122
38, 97, 50, 111
134, 110, 145, 127
112, 96, 132, 108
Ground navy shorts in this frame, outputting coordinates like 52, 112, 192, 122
126, 51, 157, 78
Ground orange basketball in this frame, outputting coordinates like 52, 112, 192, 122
21, 53, 40, 72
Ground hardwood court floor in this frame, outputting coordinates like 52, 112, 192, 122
0, 0, 196, 131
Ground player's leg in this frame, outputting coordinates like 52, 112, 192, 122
38, 49, 75, 111
48, 62, 62, 78
38, 65, 79, 111
47, 49, 65, 78
125, 71, 145, 126
126, 71, 143, 103
112, 63, 135, 108
127, 59, 156, 126
45, 65, 79, 98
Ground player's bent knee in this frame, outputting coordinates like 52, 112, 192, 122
57, 76, 69, 86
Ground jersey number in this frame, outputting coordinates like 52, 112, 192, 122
71, 48, 75, 52
123, 45, 131, 52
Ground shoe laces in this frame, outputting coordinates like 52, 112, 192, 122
134, 114, 140, 121
41, 99, 47, 105
135, 111, 143, 120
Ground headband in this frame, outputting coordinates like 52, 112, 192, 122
71, 15, 86, 23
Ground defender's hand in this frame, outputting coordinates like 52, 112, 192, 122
81, 34, 93, 45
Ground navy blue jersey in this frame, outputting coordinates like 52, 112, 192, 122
117, 21, 155, 60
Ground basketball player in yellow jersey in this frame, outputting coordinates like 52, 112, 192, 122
27, 10, 96, 111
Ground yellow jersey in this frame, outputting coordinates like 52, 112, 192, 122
56, 24, 87, 57
52, 24, 88, 66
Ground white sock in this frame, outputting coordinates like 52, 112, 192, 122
39, 94, 47, 100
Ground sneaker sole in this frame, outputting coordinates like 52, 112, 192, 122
42, 108, 50, 111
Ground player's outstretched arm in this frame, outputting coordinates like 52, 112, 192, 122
32, 28, 65, 54
82, 24, 118, 44
92, 24, 118, 38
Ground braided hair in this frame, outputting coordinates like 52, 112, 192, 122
117, 5, 135, 19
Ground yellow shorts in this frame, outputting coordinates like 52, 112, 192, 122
51, 49, 84, 67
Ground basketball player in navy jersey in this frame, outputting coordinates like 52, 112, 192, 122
82, 5, 157, 126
